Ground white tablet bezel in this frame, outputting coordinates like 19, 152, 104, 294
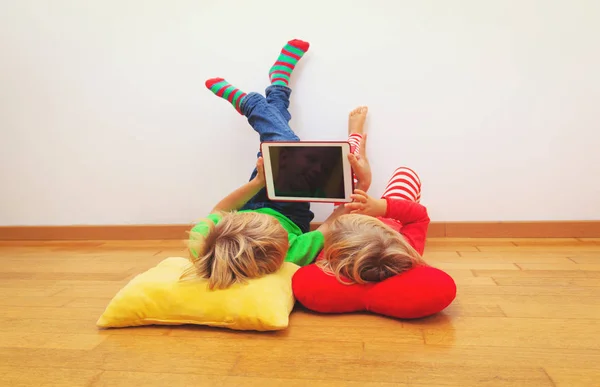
260, 141, 353, 203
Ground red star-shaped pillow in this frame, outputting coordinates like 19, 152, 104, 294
292, 263, 456, 319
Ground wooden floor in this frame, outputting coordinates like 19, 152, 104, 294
1, 239, 599, 387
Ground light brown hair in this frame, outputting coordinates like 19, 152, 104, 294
317, 214, 424, 284
185, 212, 289, 290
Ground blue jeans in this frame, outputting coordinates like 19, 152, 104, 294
239, 85, 314, 233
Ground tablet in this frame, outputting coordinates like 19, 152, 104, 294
261, 141, 353, 203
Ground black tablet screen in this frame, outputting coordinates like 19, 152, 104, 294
268, 146, 346, 199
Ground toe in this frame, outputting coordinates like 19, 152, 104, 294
350, 107, 362, 116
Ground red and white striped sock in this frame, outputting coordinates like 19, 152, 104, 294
333, 134, 363, 207
381, 167, 421, 203
348, 134, 362, 186
348, 133, 362, 156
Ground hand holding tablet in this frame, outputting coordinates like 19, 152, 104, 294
261, 142, 354, 203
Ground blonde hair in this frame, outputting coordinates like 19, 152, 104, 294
185, 212, 288, 290
317, 214, 424, 285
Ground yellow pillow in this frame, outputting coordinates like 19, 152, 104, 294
97, 257, 299, 331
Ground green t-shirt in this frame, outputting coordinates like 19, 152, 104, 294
189, 208, 323, 267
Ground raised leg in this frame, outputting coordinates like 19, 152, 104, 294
269, 39, 310, 87
238, 86, 313, 234
347, 106, 368, 186
205, 78, 247, 114
264, 39, 310, 122
265, 85, 292, 123
241, 90, 299, 144
204, 39, 315, 232
381, 167, 422, 203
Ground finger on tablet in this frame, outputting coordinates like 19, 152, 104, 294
350, 194, 365, 202
345, 203, 363, 211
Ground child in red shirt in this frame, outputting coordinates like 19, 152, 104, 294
317, 109, 430, 284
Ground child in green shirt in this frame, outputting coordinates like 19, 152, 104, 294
188, 39, 361, 290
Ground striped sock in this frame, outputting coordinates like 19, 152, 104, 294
269, 39, 310, 86
348, 134, 362, 156
381, 167, 422, 203
333, 134, 363, 207
205, 78, 247, 114
348, 134, 363, 185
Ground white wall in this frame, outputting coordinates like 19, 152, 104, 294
1, 0, 599, 226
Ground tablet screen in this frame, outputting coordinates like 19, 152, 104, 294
267, 145, 346, 199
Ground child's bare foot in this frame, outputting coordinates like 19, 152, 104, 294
348, 106, 368, 135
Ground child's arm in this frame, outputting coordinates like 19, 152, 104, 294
211, 179, 263, 213
316, 200, 352, 234
211, 157, 265, 213
382, 197, 430, 255
344, 191, 430, 254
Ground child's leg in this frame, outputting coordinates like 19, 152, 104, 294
332, 108, 367, 207
239, 39, 310, 177
242, 89, 299, 143
205, 86, 315, 231
348, 133, 362, 185
205, 85, 299, 196
347, 106, 368, 186
205, 39, 308, 119
263, 39, 310, 123
332, 134, 361, 207
204, 40, 313, 232
348, 133, 363, 156
205, 80, 298, 144
239, 89, 315, 232
269, 39, 310, 87
205, 39, 309, 140
381, 167, 422, 203
205, 78, 247, 115
264, 85, 292, 123
238, 97, 313, 232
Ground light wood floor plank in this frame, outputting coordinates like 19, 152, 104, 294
0, 296, 74, 307
363, 342, 600, 369
499, 302, 600, 319
222, 376, 413, 387
422, 316, 600, 349
0, 317, 168, 336
492, 276, 600, 287
0, 365, 101, 387
458, 250, 600, 259
473, 269, 600, 278
457, 284, 600, 296
545, 367, 600, 387
478, 244, 600, 252
230, 357, 553, 386
569, 255, 600, 264
516, 262, 600, 271
1, 306, 104, 320
91, 371, 224, 387
433, 262, 520, 271
0, 331, 107, 350
0, 348, 102, 370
